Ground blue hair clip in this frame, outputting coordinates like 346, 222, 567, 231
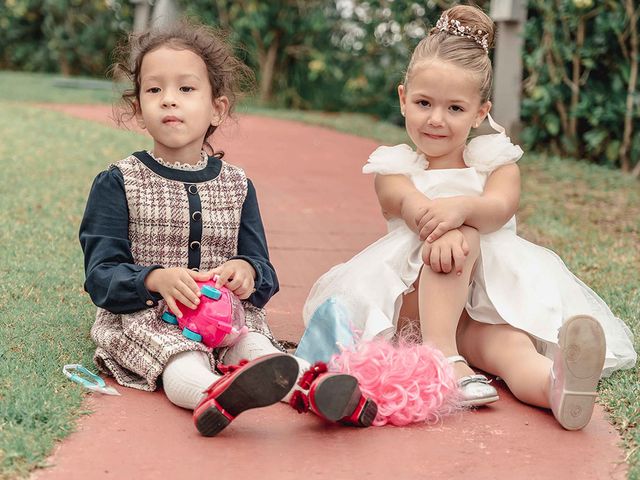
62, 364, 121, 396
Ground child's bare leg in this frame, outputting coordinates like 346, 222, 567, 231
420, 226, 479, 377
457, 315, 552, 407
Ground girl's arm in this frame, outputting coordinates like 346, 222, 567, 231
374, 164, 521, 238
458, 163, 520, 232
374, 173, 431, 234
79, 167, 164, 313
230, 179, 279, 308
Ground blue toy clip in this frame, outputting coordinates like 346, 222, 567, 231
62, 364, 120, 396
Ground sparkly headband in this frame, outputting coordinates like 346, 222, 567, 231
435, 13, 489, 54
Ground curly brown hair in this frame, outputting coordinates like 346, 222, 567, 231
110, 19, 255, 156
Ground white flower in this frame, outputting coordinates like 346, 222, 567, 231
463, 133, 523, 173
363, 144, 428, 175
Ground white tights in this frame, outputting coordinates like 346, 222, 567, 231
161, 332, 310, 410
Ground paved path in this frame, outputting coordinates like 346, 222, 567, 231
32, 105, 628, 480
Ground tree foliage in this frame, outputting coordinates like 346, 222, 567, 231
177, 0, 336, 106
521, 0, 640, 173
0, 0, 132, 75
1, 0, 638, 172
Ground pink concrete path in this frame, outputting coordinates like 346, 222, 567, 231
33, 105, 627, 479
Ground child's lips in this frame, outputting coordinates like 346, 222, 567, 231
424, 132, 447, 139
162, 115, 182, 124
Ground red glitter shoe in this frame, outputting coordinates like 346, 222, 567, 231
194, 353, 299, 437
289, 362, 378, 427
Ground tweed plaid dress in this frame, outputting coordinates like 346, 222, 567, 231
90, 154, 280, 391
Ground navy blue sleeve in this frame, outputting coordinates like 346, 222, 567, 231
231, 179, 279, 308
79, 167, 163, 314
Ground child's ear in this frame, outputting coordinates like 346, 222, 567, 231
475, 100, 492, 126
134, 100, 146, 129
211, 96, 230, 126
398, 84, 407, 117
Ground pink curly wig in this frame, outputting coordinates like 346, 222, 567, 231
329, 339, 460, 426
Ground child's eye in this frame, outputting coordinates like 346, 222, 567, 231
180, 86, 194, 93
417, 100, 430, 107
146, 87, 160, 94
450, 105, 464, 112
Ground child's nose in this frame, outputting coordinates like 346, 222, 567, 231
427, 110, 444, 127
162, 93, 177, 107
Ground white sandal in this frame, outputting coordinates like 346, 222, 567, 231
549, 315, 605, 430
448, 355, 499, 407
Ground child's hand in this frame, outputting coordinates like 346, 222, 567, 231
421, 228, 470, 274
400, 191, 432, 228
210, 259, 256, 300
144, 268, 214, 318
416, 196, 470, 243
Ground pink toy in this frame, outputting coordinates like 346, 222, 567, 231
329, 338, 460, 426
161, 279, 248, 348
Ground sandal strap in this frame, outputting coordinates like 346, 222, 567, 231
447, 355, 468, 365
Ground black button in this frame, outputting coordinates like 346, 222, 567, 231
188, 185, 198, 195
192, 211, 202, 221
190, 241, 201, 250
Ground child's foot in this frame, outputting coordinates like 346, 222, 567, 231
193, 353, 299, 437
549, 315, 605, 430
451, 358, 476, 379
448, 355, 499, 407
289, 362, 378, 427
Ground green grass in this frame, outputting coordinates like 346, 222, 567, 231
0, 71, 121, 105
0, 71, 638, 479
0, 103, 150, 478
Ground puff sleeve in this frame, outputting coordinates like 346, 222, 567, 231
362, 144, 428, 176
463, 116, 524, 173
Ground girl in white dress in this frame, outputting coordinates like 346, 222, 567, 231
301, 5, 636, 430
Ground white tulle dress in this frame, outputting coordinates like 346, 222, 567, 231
302, 122, 636, 377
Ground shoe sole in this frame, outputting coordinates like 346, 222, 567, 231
312, 374, 377, 427
195, 354, 299, 437
459, 395, 499, 408
553, 315, 606, 430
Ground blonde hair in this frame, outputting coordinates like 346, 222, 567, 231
404, 5, 496, 102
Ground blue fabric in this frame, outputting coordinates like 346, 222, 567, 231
295, 297, 356, 364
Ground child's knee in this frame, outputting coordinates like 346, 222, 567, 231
223, 332, 280, 364
162, 351, 218, 409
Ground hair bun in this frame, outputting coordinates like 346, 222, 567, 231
431, 5, 495, 52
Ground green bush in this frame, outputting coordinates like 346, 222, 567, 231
521, 0, 639, 172
0, 0, 132, 76
176, 0, 338, 109
2, 0, 638, 171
